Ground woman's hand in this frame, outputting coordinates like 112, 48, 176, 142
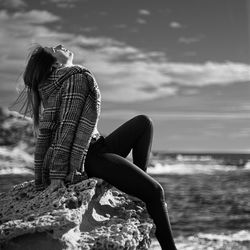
48, 179, 65, 192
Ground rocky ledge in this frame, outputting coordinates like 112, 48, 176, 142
0, 179, 154, 250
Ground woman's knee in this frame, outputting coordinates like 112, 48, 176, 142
134, 114, 153, 129
145, 182, 165, 203
154, 183, 165, 200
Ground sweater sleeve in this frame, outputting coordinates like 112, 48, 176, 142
34, 128, 52, 190
50, 73, 89, 180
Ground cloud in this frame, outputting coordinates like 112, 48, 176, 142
162, 61, 250, 86
71, 35, 123, 48
0, 9, 62, 98
183, 51, 197, 57
169, 21, 182, 29
0, 0, 26, 9
138, 9, 151, 15
114, 24, 127, 29
232, 128, 250, 137
136, 18, 147, 24
80, 26, 98, 32
0, 9, 60, 24
136, 9, 151, 25
1, 9, 250, 106
181, 89, 200, 95
45, 0, 79, 8
240, 104, 250, 111
0, 10, 61, 68
179, 35, 204, 44
99, 11, 108, 16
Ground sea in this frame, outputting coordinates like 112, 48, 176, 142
148, 152, 250, 249
0, 146, 250, 249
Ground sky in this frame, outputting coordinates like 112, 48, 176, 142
0, 0, 250, 152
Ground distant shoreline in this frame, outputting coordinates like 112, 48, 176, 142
153, 151, 250, 158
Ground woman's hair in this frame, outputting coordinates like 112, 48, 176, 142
10, 44, 57, 136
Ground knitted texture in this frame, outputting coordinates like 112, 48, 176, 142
34, 65, 101, 190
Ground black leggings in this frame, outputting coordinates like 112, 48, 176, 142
85, 115, 177, 250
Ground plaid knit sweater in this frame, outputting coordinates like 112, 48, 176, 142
34, 65, 101, 190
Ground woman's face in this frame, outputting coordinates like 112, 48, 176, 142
44, 44, 74, 66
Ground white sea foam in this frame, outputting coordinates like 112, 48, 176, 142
150, 230, 250, 249
0, 145, 33, 175
244, 162, 250, 170
148, 161, 242, 175
0, 145, 33, 163
0, 165, 33, 175
198, 230, 250, 242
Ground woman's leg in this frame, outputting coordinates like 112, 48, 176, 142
85, 152, 176, 250
103, 115, 153, 172
85, 115, 177, 249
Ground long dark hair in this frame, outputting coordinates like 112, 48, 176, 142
10, 45, 57, 136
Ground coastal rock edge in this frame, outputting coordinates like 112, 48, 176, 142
0, 179, 154, 250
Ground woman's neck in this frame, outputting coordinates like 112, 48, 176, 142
62, 62, 74, 67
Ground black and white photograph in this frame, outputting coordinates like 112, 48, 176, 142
0, 0, 250, 249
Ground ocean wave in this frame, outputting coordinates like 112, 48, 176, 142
0, 145, 33, 163
0, 164, 33, 175
148, 161, 247, 175
150, 230, 250, 249
197, 230, 250, 242
244, 162, 250, 170
0, 145, 33, 175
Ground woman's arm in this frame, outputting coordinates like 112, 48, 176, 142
34, 128, 52, 190
49, 73, 89, 181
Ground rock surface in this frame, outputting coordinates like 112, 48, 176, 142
0, 179, 154, 250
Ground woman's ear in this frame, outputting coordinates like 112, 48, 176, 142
52, 61, 62, 69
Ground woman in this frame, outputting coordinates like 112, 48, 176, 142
14, 44, 177, 250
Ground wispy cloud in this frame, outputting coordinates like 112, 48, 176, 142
162, 61, 250, 86
0, 0, 26, 9
114, 24, 127, 29
181, 89, 200, 95
80, 26, 98, 32
99, 11, 108, 16
0, 9, 63, 99
45, 0, 78, 8
169, 21, 182, 29
2, 10, 60, 23
232, 128, 250, 137
183, 51, 197, 57
136, 18, 147, 24
179, 35, 204, 44
240, 104, 250, 111
138, 9, 151, 16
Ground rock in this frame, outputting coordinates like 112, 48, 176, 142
0, 179, 154, 250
